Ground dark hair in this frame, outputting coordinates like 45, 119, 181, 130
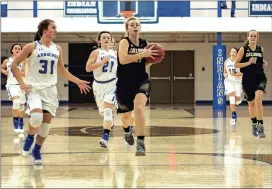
230, 47, 238, 53
10, 43, 22, 54
34, 19, 54, 41
243, 29, 258, 48
1, 56, 8, 64
96, 31, 112, 48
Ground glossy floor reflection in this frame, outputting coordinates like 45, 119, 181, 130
1, 105, 272, 188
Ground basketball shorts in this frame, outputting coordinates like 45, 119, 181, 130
242, 74, 267, 102
92, 78, 117, 115
116, 79, 151, 114
25, 85, 59, 117
224, 80, 242, 96
6, 84, 26, 104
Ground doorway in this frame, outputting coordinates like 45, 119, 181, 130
150, 51, 195, 107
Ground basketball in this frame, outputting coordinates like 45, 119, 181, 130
145, 43, 165, 64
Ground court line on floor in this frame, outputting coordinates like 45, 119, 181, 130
2, 151, 271, 165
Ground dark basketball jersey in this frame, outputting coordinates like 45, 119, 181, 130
240, 45, 264, 78
117, 36, 148, 84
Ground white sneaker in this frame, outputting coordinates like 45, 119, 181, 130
14, 128, 20, 134
18, 128, 24, 134
230, 119, 236, 125
33, 159, 43, 166
21, 148, 31, 157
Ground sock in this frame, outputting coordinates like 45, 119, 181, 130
13, 117, 19, 122
27, 133, 35, 140
231, 111, 237, 119
137, 136, 145, 140
19, 117, 23, 123
23, 134, 34, 151
251, 117, 257, 123
103, 129, 110, 134
123, 126, 130, 133
257, 120, 263, 125
33, 143, 41, 151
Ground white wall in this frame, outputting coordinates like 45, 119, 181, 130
191, 1, 249, 17
2, 40, 271, 102
1, 43, 68, 101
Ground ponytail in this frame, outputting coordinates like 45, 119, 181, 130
243, 39, 249, 48
34, 31, 41, 41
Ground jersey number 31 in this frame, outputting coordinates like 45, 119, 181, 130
39, 60, 55, 74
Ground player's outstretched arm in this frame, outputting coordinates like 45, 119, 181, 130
57, 45, 91, 94
11, 43, 34, 87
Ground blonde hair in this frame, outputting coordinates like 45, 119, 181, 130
124, 16, 140, 36
243, 29, 259, 48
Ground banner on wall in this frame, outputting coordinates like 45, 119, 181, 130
249, 1, 272, 16
64, 1, 98, 16
1, 2, 8, 17
213, 45, 226, 109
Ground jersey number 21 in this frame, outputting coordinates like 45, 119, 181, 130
102, 60, 114, 72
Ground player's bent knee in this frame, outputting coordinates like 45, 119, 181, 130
12, 99, 20, 110
29, 112, 43, 128
134, 105, 144, 114
229, 96, 236, 105
104, 108, 113, 121
18, 104, 25, 112
255, 98, 262, 105
121, 112, 131, 120
38, 123, 50, 138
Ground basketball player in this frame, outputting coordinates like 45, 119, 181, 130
86, 31, 117, 148
1, 44, 26, 133
116, 17, 158, 156
234, 30, 268, 138
223, 47, 243, 125
11, 19, 91, 165
110, 37, 136, 131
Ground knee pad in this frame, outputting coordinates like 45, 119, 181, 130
12, 99, 20, 110
18, 104, 25, 112
29, 112, 43, 128
229, 96, 236, 105
38, 123, 50, 138
104, 108, 113, 121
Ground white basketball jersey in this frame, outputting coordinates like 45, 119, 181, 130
6, 57, 23, 85
93, 49, 117, 81
26, 41, 59, 89
225, 59, 242, 82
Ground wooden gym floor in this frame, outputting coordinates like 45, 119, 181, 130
1, 105, 271, 188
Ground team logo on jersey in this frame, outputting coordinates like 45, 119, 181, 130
245, 52, 262, 58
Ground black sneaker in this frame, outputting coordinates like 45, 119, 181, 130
124, 127, 135, 145
135, 139, 146, 156
256, 123, 265, 138
252, 123, 258, 137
